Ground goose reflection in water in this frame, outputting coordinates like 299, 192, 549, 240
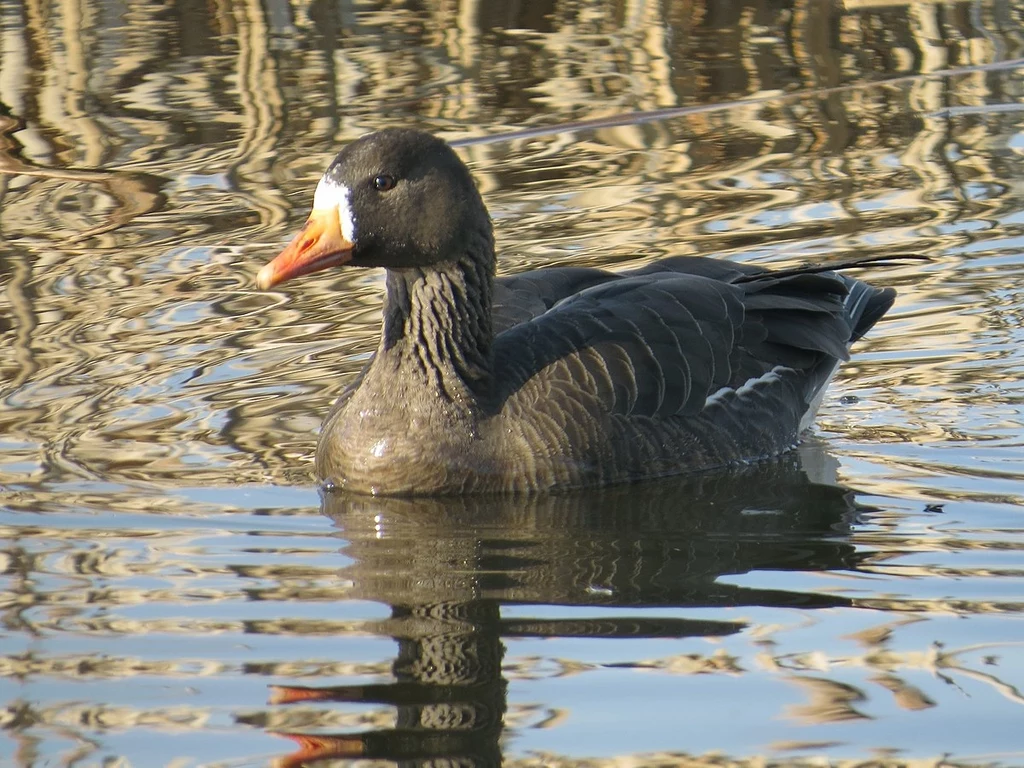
260, 445, 873, 768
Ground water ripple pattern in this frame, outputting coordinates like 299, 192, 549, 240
1, 1, 1023, 766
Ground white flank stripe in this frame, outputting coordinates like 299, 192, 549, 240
799, 361, 840, 432
735, 365, 784, 397
313, 176, 356, 242
703, 386, 732, 408
703, 365, 787, 409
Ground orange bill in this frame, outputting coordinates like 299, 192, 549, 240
257, 207, 354, 290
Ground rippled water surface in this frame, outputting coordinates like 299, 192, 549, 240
2, 1, 1024, 766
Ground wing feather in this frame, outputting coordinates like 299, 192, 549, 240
491, 256, 894, 429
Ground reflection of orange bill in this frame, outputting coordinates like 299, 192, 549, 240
257, 207, 353, 289
268, 684, 329, 704
271, 731, 365, 767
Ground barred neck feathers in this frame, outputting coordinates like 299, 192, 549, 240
381, 231, 496, 399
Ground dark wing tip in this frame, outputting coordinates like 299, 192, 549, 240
734, 254, 930, 285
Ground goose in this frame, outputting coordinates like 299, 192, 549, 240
257, 128, 900, 496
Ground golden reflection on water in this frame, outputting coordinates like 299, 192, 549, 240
1, 0, 1024, 766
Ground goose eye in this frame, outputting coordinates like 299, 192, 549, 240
373, 174, 396, 192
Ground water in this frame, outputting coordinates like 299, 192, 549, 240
2, 1, 1023, 765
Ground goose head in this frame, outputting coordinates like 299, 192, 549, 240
257, 128, 492, 289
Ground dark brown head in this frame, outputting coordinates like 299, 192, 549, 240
257, 129, 491, 289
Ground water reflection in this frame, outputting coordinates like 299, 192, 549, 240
262, 448, 862, 766
1, 0, 1023, 764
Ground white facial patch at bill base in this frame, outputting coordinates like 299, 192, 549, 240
312, 176, 356, 243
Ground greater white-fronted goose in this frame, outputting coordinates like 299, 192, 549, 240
257, 128, 900, 496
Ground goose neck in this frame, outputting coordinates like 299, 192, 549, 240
378, 249, 495, 400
